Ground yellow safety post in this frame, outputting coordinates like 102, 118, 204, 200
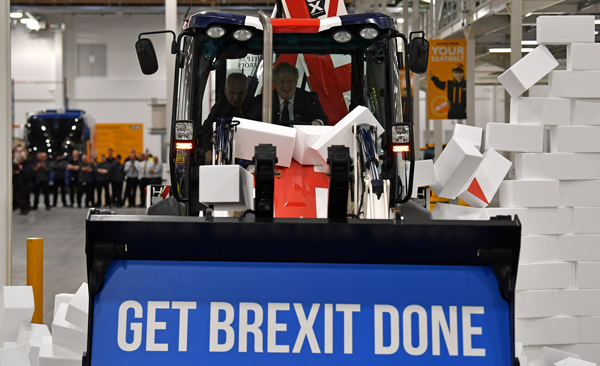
27, 238, 43, 324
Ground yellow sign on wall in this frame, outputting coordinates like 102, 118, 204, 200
94, 123, 144, 163
427, 39, 467, 120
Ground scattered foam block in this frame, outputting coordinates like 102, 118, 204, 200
561, 289, 600, 316
0, 287, 34, 344
560, 181, 600, 207
568, 43, 600, 71
577, 262, 600, 289
499, 179, 560, 208
485, 207, 529, 235
516, 290, 560, 318
519, 235, 559, 264
498, 45, 559, 97
452, 124, 483, 149
530, 347, 582, 366
561, 345, 600, 366
3, 342, 16, 348
64, 283, 88, 332
537, 15, 595, 45
573, 208, 600, 234
551, 126, 600, 153
309, 106, 384, 167
485, 122, 544, 152
528, 207, 572, 235
572, 99, 600, 126
16, 323, 50, 366
516, 153, 600, 180
550, 71, 600, 98
430, 137, 483, 199
558, 234, 600, 261
38, 336, 81, 366
516, 343, 529, 366
51, 303, 86, 354
234, 118, 296, 168
516, 262, 575, 290
292, 125, 333, 165
410, 160, 436, 198
53, 294, 74, 319
458, 149, 512, 208
0, 344, 30, 366
431, 203, 488, 220
199, 165, 254, 211
579, 316, 600, 344
516, 317, 578, 345
555, 358, 596, 366
510, 97, 571, 126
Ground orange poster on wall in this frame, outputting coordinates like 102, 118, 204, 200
94, 123, 144, 163
427, 39, 467, 120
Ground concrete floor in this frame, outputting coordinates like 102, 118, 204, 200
11, 205, 145, 325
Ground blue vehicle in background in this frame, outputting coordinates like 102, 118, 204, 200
26, 109, 90, 160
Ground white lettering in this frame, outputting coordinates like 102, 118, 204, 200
171, 301, 196, 352
374, 305, 399, 355
403, 305, 428, 356
292, 303, 321, 353
209, 302, 235, 352
336, 304, 360, 354
117, 300, 143, 352
432, 306, 458, 356
268, 303, 290, 353
146, 301, 170, 351
324, 303, 333, 354
239, 302, 264, 353
462, 306, 486, 357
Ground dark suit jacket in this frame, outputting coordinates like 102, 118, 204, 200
200, 96, 253, 152
249, 89, 328, 125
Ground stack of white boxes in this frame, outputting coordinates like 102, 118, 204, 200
494, 15, 600, 364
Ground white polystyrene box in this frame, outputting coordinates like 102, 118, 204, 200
410, 160, 436, 198
498, 45, 559, 97
515, 290, 560, 318
0, 344, 31, 366
485, 122, 544, 153
430, 137, 483, 200
16, 323, 50, 366
537, 15, 595, 45
53, 294, 74, 318
568, 43, 600, 71
516, 153, 600, 180
579, 316, 600, 344
561, 289, 600, 316
510, 97, 571, 126
38, 336, 81, 366
452, 124, 483, 149
0, 286, 34, 344
528, 207, 572, 235
550, 71, 600, 99
555, 358, 597, 366
572, 99, 600, 126
530, 347, 582, 366
561, 345, 600, 366
199, 165, 254, 211
64, 283, 88, 332
309, 106, 384, 167
559, 234, 600, 261
485, 207, 529, 235
458, 149, 512, 208
516, 262, 575, 290
577, 262, 600, 289
515, 317, 578, 345
431, 203, 489, 221
573, 208, 600, 234
233, 118, 296, 168
551, 126, 600, 153
51, 303, 87, 353
292, 125, 333, 165
519, 235, 559, 264
561, 181, 600, 207
499, 179, 560, 208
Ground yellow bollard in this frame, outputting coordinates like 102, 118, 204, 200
27, 238, 43, 324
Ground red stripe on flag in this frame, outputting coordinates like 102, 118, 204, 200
272, 18, 321, 33
283, 0, 312, 18
328, 0, 340, 16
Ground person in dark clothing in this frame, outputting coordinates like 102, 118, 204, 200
67, 150, 81, 207
110, 154, 125, 207
33, 152, 51, 210
429, 63, 467, 120
13, 156, 30, 215
96, 154, 111, 207
51, 154, 68, 207
77, 154, 95, 208
123, 153, 139, 207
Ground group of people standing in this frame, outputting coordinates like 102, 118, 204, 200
12, 146, 163, 215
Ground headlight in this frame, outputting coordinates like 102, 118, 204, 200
359, 27, 379, 40
206, 26, 226, 39
332, 30, 352, 43
233, 28, 253, 41
392, 123, 410, 144
175, 121, 193, 141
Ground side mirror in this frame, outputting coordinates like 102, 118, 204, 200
408, 37, 429, 74
135, 38, 159, 75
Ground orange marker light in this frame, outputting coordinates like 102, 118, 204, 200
392, 145, 410, 153
176, 142, 193, 150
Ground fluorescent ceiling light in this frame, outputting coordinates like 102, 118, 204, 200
595, 19, 600, 25
521, 40, 537, 45
489, 48, 534, 53
10, 12, 23, 19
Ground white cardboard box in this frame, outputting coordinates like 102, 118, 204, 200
458, 149, 512, 208
536, 15, 595, 45
516, 262, 575, 290
51, 303, 86, 353
38, 336, 81, 366
573, 208, 600, 234
199, 165, 254, 211
516, 153, 600, 180
579, 316, 600, 344
485, 207, 529, 235
550, 71, 600, 98
560, 181, 600, 207
292, 125, 333, 165
452, 124, 483, 149
577, 262, 600, 289
430, 137, 483, 199
568, 43, 600, 71
498, 45, 559, 97
561, 289, 600, 316
0, 286, 34, 344
558, 234, 600, 261
572, 99, 600, 126
15, 323, 51, 366
234, 118, 297, 168
64, 283, 88, 332
410, 159, 436, 198
485, 122, 544, 153
551, 126, 600, 153
515, 317, 578, 345
510, 97, 571, 126
0, 344, 31, 366
499, 179, 560, 208
430, 203, 489, 220
520, 235, 559, 264
528, 207, 572, 235
515, 289, 560, 318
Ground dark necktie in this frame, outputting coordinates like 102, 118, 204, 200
281, 100, 290, 122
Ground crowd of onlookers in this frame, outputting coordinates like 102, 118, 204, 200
12, 144, 163, 215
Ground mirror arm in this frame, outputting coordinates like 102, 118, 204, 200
139, 30, 178, 55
